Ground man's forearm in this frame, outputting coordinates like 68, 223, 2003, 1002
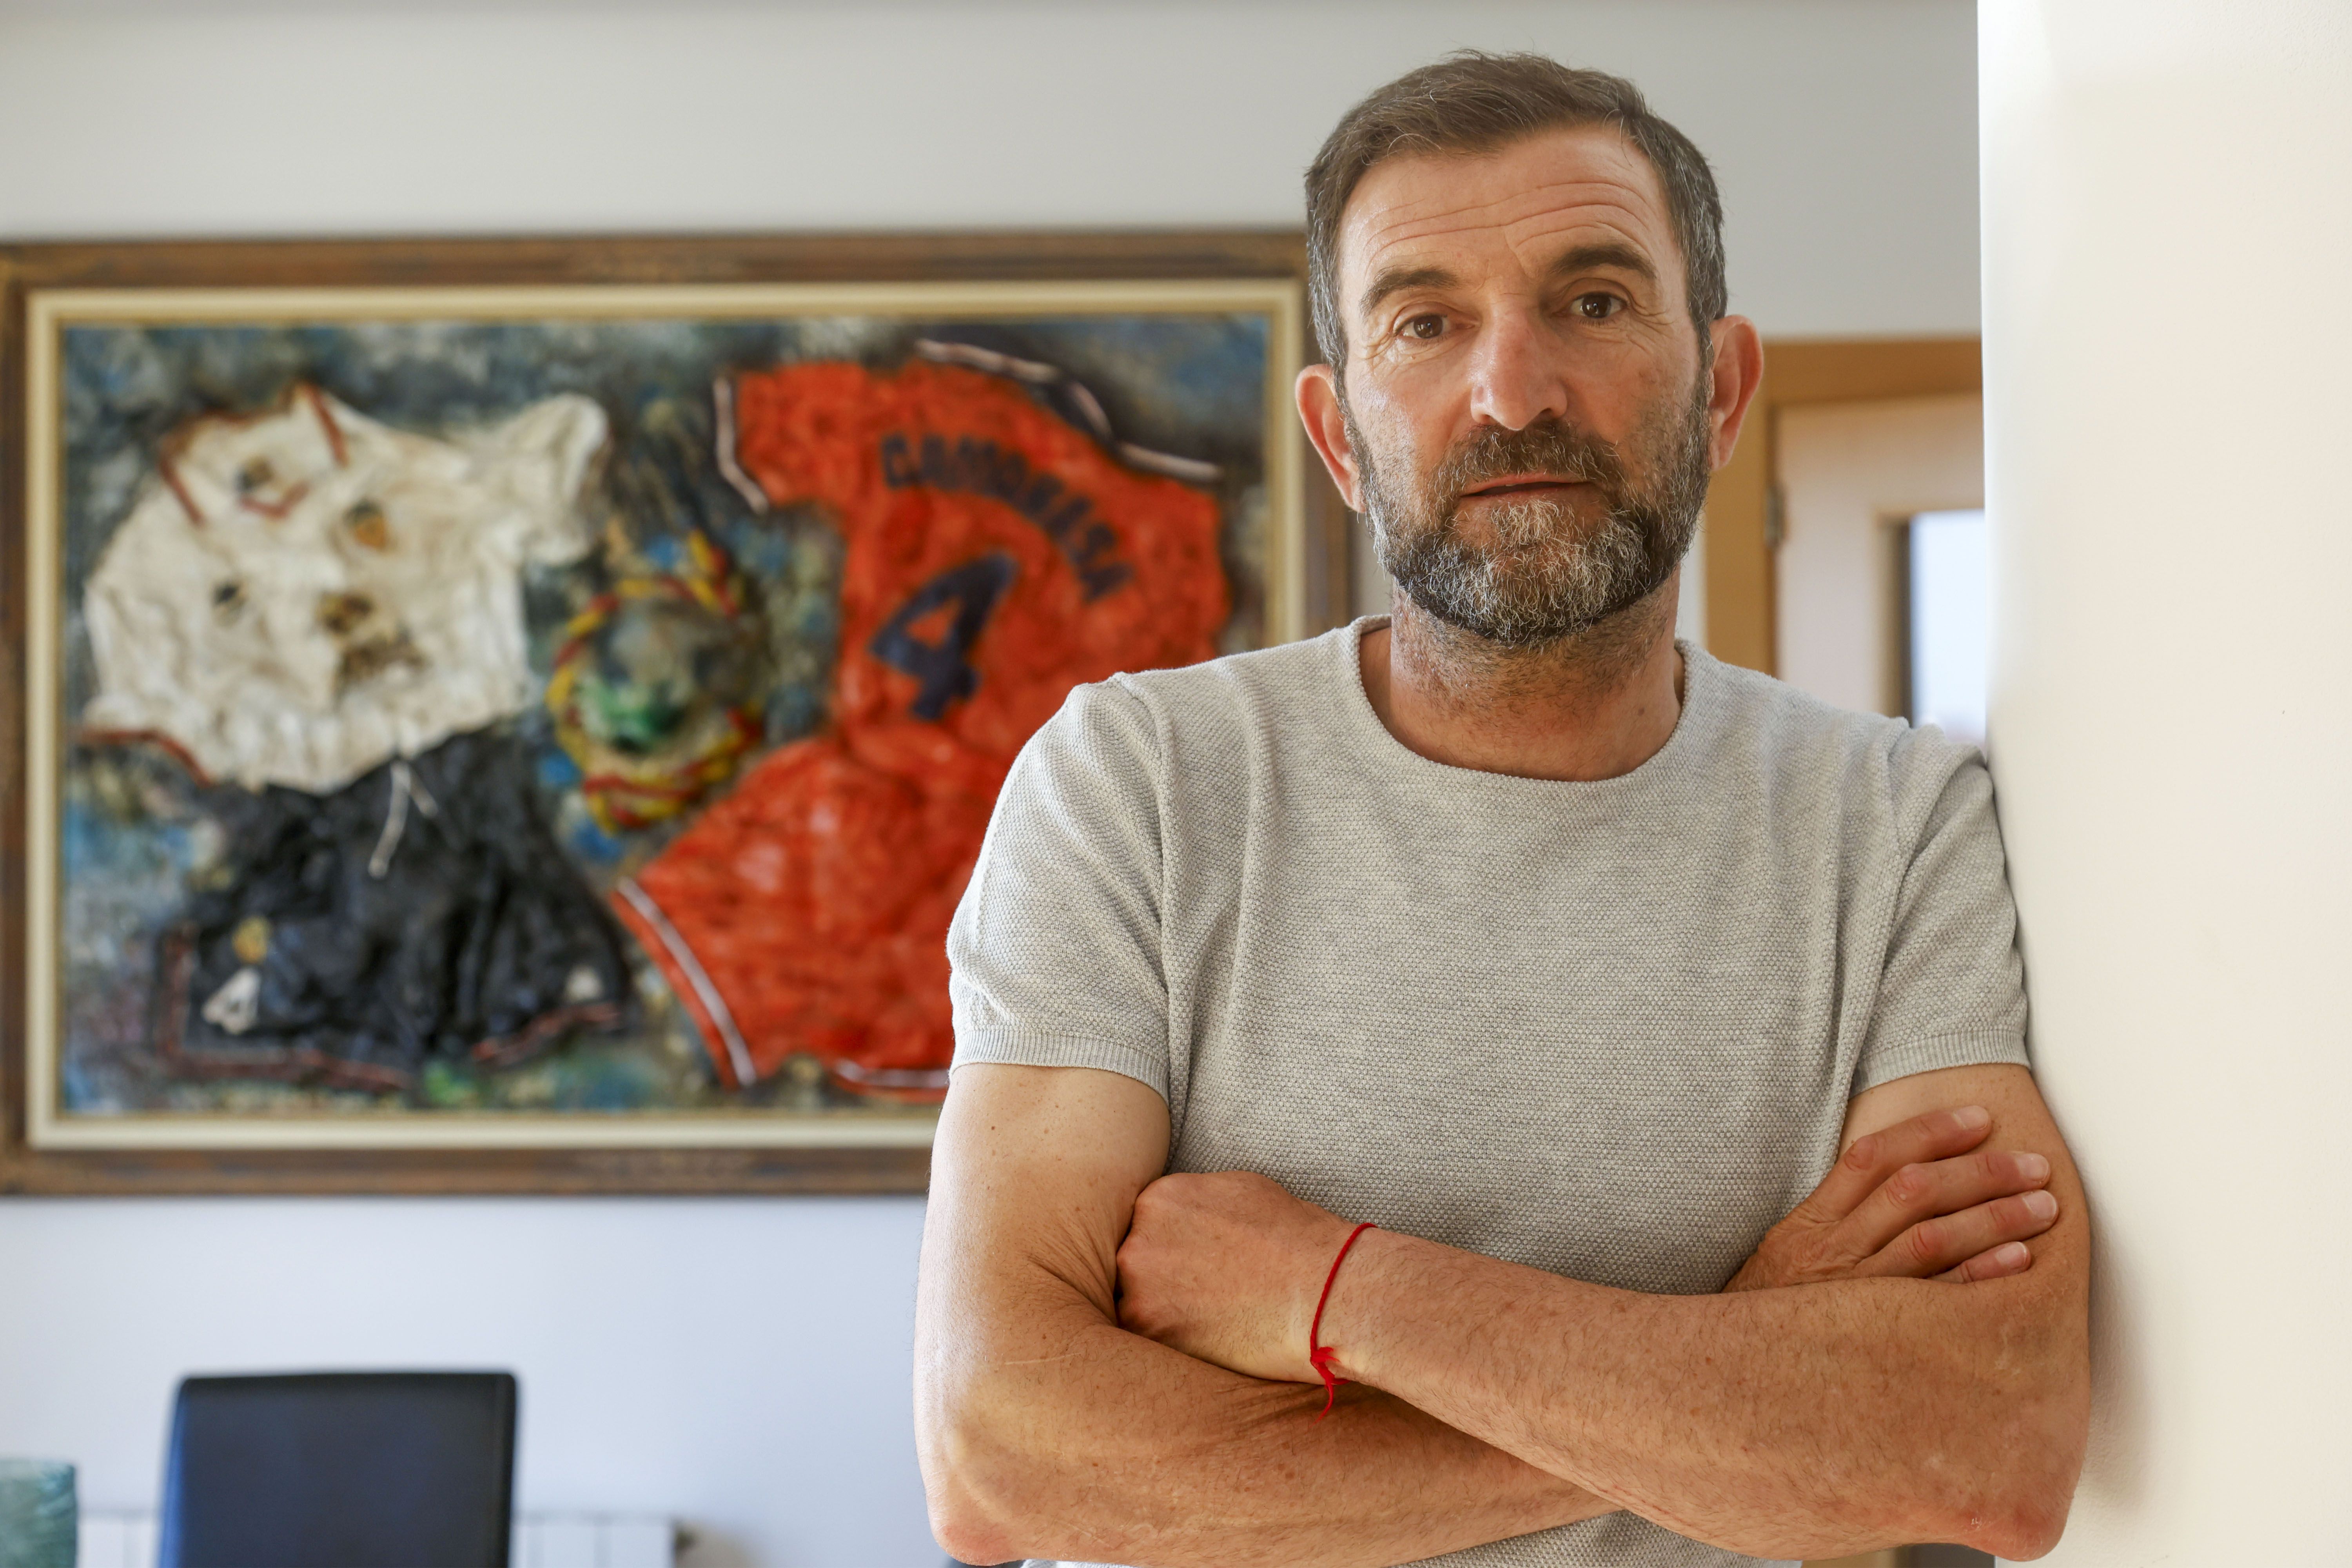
918, 1063, 1613, 1567
1318, 1232, 2087, 1561
921, 1298, 1611, 1568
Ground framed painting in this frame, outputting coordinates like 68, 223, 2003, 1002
0, 234, 1336, 1192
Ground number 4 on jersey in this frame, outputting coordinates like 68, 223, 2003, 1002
867, 553, 1020, 721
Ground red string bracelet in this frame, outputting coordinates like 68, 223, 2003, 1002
1307, 1221, 1378, 1420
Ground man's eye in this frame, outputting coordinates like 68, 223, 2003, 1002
1573, 294, 1624, 321
1401, 314, 1446, 341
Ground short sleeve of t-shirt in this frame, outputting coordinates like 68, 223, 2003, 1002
947, 679, 1174, 1098
1851, 731, 2032, 1096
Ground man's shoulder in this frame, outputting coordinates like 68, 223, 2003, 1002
1017, 627, 1347, 789
1689, 647, 1988, 825
1107, 627, 1343, 709
1054, 628, 1343, 739
1693, 648, 1899, 748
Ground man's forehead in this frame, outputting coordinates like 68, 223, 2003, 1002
1341, 126, 1675, 299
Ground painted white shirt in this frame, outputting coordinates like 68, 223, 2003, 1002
82, 385, 605, 794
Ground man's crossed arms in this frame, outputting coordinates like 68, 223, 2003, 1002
915, 1060, 2088, 1566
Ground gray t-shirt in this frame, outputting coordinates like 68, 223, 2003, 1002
948, 617, 2029, 1568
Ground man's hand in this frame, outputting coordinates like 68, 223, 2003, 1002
1119, 1102, 2064, 1381
1726, 1103, 2059, 1291
1115, 1169, 1356, 1383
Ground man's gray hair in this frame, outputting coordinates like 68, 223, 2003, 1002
1304, 52, 1728, 372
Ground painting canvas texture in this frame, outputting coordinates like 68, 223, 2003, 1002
33, 290, 1287, 1143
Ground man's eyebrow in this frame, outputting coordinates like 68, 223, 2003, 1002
1357, 264, 1459, 321
1546, 243, 1659, 286
1356, 245, 1661, 322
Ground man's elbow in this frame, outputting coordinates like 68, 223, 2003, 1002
1957, 1468, 2075, 1561
1949, 1375, 2090, 1559
932, 1506, 1014, 1568
931, 1491, 1019, 1568
919, 1408, 1015, 1564
917, 1381, 1048, 1567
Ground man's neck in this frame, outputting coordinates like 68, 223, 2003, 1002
1359, 573, 1686, 782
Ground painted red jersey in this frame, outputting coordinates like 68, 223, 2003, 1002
614, 361, 1227, 1093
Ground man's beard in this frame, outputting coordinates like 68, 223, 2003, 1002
1350, 377, 1713, 649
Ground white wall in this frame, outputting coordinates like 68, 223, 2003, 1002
0, 4, 1979, 1563
0, 1200, 929, 1567
1980, 2, 2352, 1562
0, 0, 1980, 337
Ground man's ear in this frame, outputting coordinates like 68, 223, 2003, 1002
1295, 363, 1367, 512
1706, 316, 1766, 473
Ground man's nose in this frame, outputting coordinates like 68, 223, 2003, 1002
1465, 305, 1572, 432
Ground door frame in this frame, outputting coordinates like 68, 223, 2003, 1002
1706, 337, 1982, 674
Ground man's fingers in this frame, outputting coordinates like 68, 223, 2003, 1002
1839, 1146, 2052, 1258
1797, 1105, 1997, 1223
1935, 1241, 2036, 1283
1858, 1188, 2061, 1279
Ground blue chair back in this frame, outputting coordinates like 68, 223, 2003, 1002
160, 1372, 516, 1568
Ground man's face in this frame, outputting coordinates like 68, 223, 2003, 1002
1329, 125, 1718, 647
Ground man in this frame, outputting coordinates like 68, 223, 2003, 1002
915, 53, 2089, 1568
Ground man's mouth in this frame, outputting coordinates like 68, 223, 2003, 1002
1457, 473, 1593, 500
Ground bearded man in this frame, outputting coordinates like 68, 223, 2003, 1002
915, 53, 2089, 1568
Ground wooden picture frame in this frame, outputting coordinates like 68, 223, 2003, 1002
0, 232, 1338, 1194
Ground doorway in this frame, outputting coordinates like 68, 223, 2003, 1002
1775, 390, 1983, 721
1700, 336, 1982, 682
